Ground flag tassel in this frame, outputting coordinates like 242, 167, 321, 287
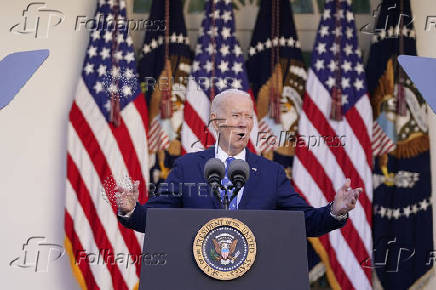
110, 95, 121, 127
269, 88, 281, 123
160, 90, 173, 118
160, 0, 173, 119
330, 87, 342, 121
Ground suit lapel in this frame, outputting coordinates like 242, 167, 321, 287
238, 149, 259, 209
198, 146, 220, 208
198, 146, 216, 179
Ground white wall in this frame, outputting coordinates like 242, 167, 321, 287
411, 1, 436, 289
0, 0, 435, 289
0, 0, 93, 289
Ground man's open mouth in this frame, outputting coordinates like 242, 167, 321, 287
237, 133, 246, 139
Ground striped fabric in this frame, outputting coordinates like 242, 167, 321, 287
372, 122, 396, 156
257, 119, 278, 152
148, 118, 170, 152
293, 0, 373, 289
65, 0, 149, 289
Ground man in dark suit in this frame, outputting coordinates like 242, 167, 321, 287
117, 89, 361, 237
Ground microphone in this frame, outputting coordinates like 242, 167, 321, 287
228, 159, 250, 190
204, 158, 226, 187
204, 158, 226, 208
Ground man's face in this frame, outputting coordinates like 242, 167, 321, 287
211, 93, 254, 153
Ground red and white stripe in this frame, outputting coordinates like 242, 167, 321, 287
149, 118, 170, 152
372, 122, 396, 156
257, 118, 279, 152
65, 79, 149, 289
293, 69, 373, 290
181, 78, 215, 153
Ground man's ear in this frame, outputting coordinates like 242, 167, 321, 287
210, 112, 219, 132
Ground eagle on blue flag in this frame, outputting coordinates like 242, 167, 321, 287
366, 0, 434, 288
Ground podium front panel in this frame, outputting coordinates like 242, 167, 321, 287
139, 208, 309, 290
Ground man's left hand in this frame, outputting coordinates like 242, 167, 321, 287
332, 178, 363, 216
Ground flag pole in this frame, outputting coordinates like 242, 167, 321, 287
397, 0, 407, 116
160, 0, 173, 119
269, 0, 281, 124
210, 0, 217, 101
330, 0, 343, 121
110, 0, 121, 127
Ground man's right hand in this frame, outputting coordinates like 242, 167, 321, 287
116, 180, 140, 215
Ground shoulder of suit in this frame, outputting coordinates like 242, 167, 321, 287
248, 151, 283, 170
173, 150, 208, 165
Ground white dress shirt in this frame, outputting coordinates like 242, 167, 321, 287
214, 145, 246, 209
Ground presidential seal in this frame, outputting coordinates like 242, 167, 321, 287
193, 217, 256, 280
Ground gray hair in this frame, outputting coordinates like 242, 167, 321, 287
210, 89, 251, 115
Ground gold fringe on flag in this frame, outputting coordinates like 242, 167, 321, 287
65, 236, 88, 290
308, 237, 341, 290
391, 133, 429, 159
371, 59, 395, 119
257, 63, 284, 121
150, 60, 173, 121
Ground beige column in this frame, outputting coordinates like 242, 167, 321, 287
411, 0, 436, 289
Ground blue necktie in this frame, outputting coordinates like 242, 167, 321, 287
221, 157, 237, 210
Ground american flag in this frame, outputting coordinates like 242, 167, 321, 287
293, 0, 372, 289
64, 0, 149, 289
181, 0, 258, 153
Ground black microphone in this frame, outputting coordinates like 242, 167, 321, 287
228, 159, 250, 190
204, 158, 226, 208
204, 158, 226, 187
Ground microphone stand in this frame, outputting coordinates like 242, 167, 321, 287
211, 184, 229, 210
211, 184, 243, 210
222, 186, 230, 210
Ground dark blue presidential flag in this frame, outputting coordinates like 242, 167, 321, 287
137, 0, 193, 186
366, 0, 434, 288
246, 0, 307, 158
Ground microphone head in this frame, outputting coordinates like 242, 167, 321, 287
204, 158, 226, 181
228, 159, 250, 186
